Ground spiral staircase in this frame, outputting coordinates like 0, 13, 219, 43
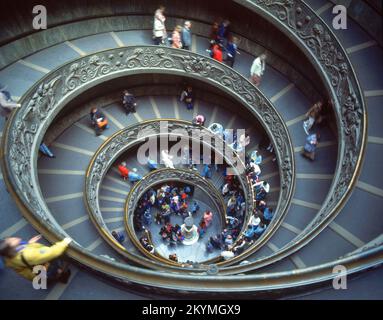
0, 0, 382, 299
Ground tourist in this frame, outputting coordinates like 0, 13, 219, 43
226, 216, 239, 228
302, 132, 320, 161
147, 158, 158, 171
209, 235, 222, 250
202, 164, 212, 179
212, 43, 223, 62
143, 209, 152, 226
161, 149, 175, 169
222, 182, 230, 196
111, 230, 125, 244
153, 5, 167, 45
244, 224, 256, 240
198, 220, 207, 238
224, 234, 234, 246
169, 253, 178, 262
247, 161, 261, 177
203, 210, 213, 227
250, 53, 267, 86
232, 239, 246, 254
206, 241, 214, 253
225, 36, 239, 68
181, 21, 192, 50
263, 207, 273, 223
172, 25, 183, 49
258, 200, 267, 212
180, 85, 195, 110
0, 84, 21, 120
191, 201, 200, 215
39, 142, 55, 158
208, 122, 224, 136
90, 107, 109, 136
122, 90, 137, 114
140, 236, 154, 253
209, 21, 220, 45
254, 222, 266, 238
217, 20, 230, 44
154, 212, 162, 225
129, 168, 143, 183
233, 133, 250, 153
255, 181, 270, 201
118, 161, 129, 180
221, 249, 234, 260
193, 114, 205, 126
0, 235, 72, 284
250, 150, 262, 165
249, 213, 261, 227
303, 100, 329, 135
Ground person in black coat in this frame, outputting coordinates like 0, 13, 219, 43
90, 107, 109, 136
122, 90, 137, 114
180, 86, 195, 110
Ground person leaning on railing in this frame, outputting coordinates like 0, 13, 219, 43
0, 236, 72, 285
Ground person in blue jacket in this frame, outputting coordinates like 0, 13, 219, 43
143, 209, 152, 226
112, 230, 125, 244
263, 207, 273, 222
181, 21, 192, 50
254, 223, 266, 238
147, 158, 158, 171
191, 201, 200, 215
128, 169, 143, 183
39, 142, 55, 158
202, 164, 212, 179
225, 36, 239, 68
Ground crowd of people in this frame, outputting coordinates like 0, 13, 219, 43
202, 145, 275, 260
0, 7, 335, 281
152, 6, 271, 79
133, 183, 200, 260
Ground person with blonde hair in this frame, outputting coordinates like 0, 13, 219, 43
172, 25, 183, 49
153, 5, 167, 45
250, 53, 267, 86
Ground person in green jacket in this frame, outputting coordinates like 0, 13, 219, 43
0, 235, 72, 285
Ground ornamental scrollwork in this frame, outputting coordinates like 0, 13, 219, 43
237, 0, 366, 263
3, 45, 294, 272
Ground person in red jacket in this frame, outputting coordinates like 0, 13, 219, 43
118, 161, 129, 180
212, 44, 223, 62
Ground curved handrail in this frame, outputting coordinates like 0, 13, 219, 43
0, 37, 378, 293
84, 119, 248, 268
1, 45, 294, 273
124, 168, 227, 265
215, 0, 369, 273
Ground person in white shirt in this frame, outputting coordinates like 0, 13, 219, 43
221, 250, 235, 260
153, 6, 167, 45
249, 214, 261, 227
250, 53, 267, 86
161, 150, 175, 169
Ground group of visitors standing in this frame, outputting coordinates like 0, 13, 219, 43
153, 6, 192, 50
153, 6, 268, 86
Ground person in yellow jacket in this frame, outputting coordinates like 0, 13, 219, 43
0, 235, 72, 284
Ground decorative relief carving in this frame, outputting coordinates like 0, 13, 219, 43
242, 0, 366, 247
4, 45, 293, 270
